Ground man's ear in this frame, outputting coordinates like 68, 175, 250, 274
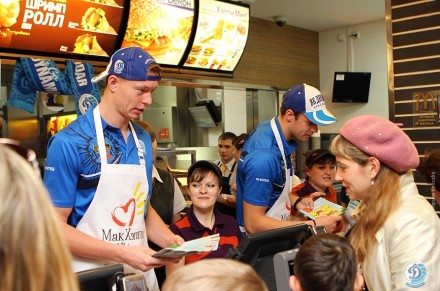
290, 275, 303, 291
353, 274, 365, 291
284, 109, 296, 122
107, 75, 119, 92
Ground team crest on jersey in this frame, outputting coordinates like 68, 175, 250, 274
79, 94, 99, 115
403, 261, 427, 288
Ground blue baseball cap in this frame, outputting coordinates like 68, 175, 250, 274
282, 84, 337, 126
92, 47, 161, 83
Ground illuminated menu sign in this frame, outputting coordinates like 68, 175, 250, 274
183, 0, 249, 72
121, 0, 195, 67
0, 0, 126, 59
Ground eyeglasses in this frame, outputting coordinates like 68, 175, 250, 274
0, 138, 40, 178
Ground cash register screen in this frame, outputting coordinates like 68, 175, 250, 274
76, 264, 124, 291
225, 224, 309, 291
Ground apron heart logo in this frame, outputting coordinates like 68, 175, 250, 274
111, 198, 136, 227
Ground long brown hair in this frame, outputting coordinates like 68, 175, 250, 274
330, 135, 400, 263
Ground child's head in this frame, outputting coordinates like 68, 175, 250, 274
304, 149, 336, 189
291, 233, 364, 291
163, 258, 268, 291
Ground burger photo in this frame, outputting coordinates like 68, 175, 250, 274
122, 0, 173, 56
185, 56, 197, 65
190, 45, 202, 55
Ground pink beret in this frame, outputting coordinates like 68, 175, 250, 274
339, 115, 419, 173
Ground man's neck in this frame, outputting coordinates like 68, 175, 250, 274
222, 158, 234, 165
99, 99, 130, 141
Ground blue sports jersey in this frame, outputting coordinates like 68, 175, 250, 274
236, 117, 297, 228
43, 108, 153, 227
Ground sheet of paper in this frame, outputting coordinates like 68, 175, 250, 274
152, 234, 220, 258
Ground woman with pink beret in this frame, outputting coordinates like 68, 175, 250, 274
330, 115, 440, 291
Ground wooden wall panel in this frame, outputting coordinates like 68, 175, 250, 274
394, 58, 440, 74
388, 0, 440, 214
393, 43, 440, 60
232, 18, 319, 89
393, 29, 440, 46
392, 14, 440, 32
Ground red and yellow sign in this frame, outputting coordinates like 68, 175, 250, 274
0, 0, 126, 59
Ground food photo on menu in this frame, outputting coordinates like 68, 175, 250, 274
0, 0, 20, 47
0, 0, 124, 58
72, 1, 122, 57
121, 0, 195, 66
73, 33, 108, 56
80, 7, 117, 34
184, 0, 249, 72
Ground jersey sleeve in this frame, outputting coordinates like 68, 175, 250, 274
43, 133, 80, 208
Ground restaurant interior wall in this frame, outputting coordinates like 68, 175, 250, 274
318, 19, 389, 135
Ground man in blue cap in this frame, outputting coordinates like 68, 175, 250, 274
236, 84, 342, 234
44, 47, 183, 291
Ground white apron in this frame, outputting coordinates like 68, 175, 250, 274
240, 118, 293, 234
265, 118, 293, 221
72, 106, 158, 291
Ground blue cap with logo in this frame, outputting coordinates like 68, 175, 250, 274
282, 84, 337, 126
92, 47, 161, 83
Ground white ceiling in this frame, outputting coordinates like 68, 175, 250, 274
247, 0, 386, 32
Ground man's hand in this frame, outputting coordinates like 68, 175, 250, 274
119, 245, 182, 272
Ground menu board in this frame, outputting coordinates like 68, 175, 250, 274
0, 0, 126, 59
121, 0, 195, 67
182, 0, 250, 73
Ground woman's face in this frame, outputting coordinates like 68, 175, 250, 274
306, 161, 336, 192
335, 156, 371, 201
188, 172, 221, 209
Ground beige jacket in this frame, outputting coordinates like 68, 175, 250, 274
363, 172, 440, 291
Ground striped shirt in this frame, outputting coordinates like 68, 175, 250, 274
169, 206, 242, 264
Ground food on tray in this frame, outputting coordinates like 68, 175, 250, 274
81, 7, 117, 34
73, 34, 108, 56
122, 0, 173, 55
